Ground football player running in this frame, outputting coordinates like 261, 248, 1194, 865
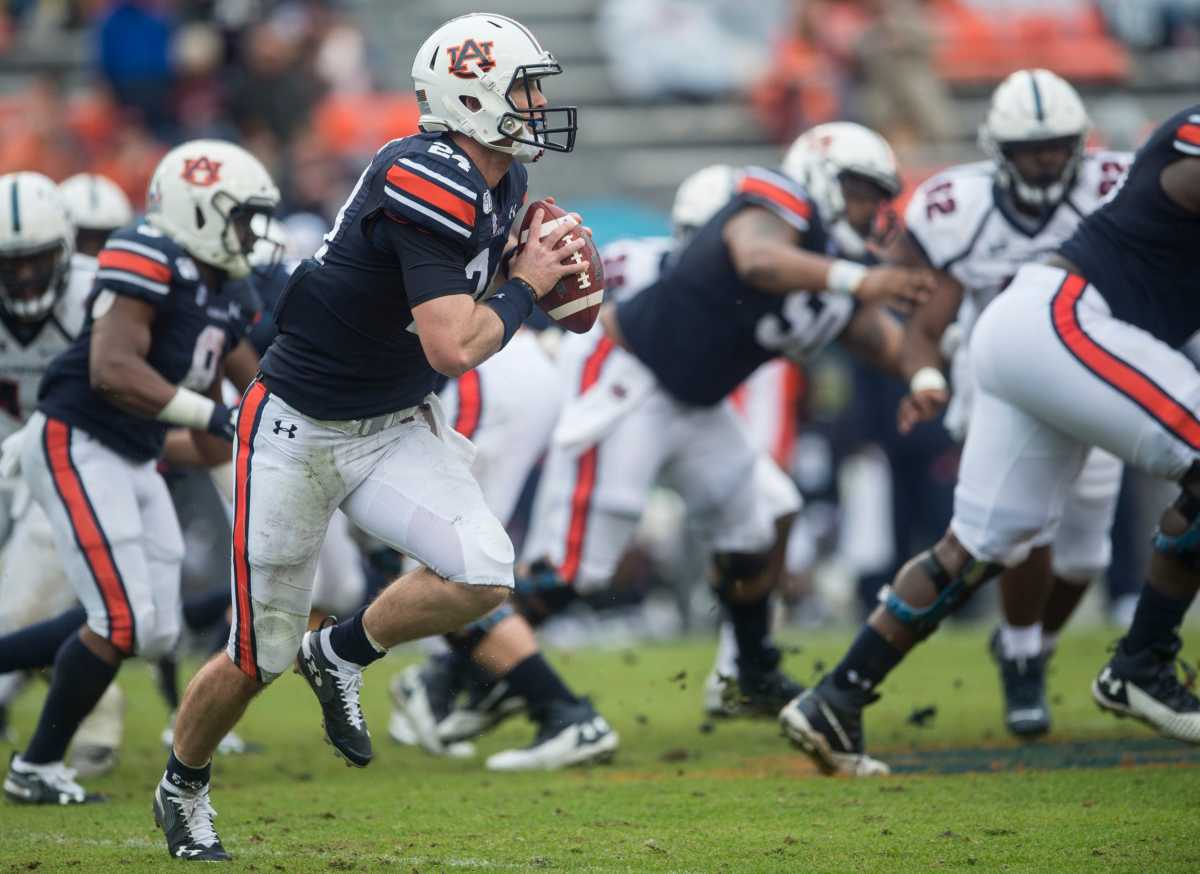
515, 122, 933, 740
894, 70, 1130, 737
782, 105, 1200, 776
1, 141, 277, 808
155, 13, 587, 861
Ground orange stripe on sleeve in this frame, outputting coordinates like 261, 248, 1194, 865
386, 165, 477, 228
98, 249, 172, 283
739, 177, 812, 222
1052, 275, 1200, 450
1176, 123, 1200, 147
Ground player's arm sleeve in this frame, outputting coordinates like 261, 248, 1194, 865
380, 154, 481, 244
375, 218, 474, 308
1172, 114, 1200, 156
733, 167, 813, 234
93, 234, 175, 306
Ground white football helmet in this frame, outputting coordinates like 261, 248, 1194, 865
980, 69, 1089, 209
0, 172, 73, 323
59, 173, 134, 232
782, 122, 901, 259
145, 139, 280, 279
671, 164, 739, 238
412, 13, 577, 163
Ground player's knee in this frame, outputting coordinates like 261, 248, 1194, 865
445, 603, 514, 655
243, 601, 309, 683
712, 551, 772, 603
513, 560, 576, 626
132, 605, 180, 661
881, 535, 1002, 641
451, 582, 510, 622
1153, 464, 1200, 567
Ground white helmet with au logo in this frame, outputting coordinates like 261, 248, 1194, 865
782, 122, 901, 259
145, 139, 281, 279
411, 13, 577, 163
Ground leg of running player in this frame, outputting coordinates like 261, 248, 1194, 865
992, 547, 1054, 737
6, 415, 181, 805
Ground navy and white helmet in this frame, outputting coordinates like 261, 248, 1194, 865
0, 172, 73, 323
980, 69, 1090, 209
412, 13, 577, 163
59, 173, 134, 233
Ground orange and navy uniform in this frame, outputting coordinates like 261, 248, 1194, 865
1057, 104, 1200, 450
616, 166, 832, 407
38, 223, 257, 462
259, 132, 527, 421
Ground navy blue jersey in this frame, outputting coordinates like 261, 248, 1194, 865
616, 167, 835, 406
39, 223, 255, 462
259, 133, 527, 419
245, 259, 294, 357
1060, 105, 1200, 347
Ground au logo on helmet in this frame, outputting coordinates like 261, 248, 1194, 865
446, 39, 495, 79
181, 157, 223, 187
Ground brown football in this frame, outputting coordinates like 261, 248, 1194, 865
516, 199, 605, 334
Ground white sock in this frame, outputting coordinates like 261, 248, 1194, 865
1000, 622, 1042, 660
713, 621, 738, 677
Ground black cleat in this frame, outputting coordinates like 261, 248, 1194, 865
438, 668, 527, 745
3, 753, 103, 805
779, 680, 889, 777
297, 627, 372, 767
154, 781, 231, 861
737, 666, 807, 718
1092, 636, 1200, 743
998, 655, 1051, 738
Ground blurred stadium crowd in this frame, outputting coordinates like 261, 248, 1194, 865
0, 0, 1198, 648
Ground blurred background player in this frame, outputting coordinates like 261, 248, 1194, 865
893, 69, 1131, 737
519, 122, 933, 741
783, 105, 1200, 776
58, 173, 134, 258
2, 140, 278, 807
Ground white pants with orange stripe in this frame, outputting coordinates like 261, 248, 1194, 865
19, 412, 183, 658
228, 382, 513, 682
953, 263, 1200, 567
524, 333, 801, 593
440, 330, 563, 525
728, 359, 802, 470
0, 502, 75, 635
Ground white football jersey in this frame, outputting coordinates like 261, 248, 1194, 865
0, 252, 93, 437
905, 150, 1131, 340
598, 235, 675, 304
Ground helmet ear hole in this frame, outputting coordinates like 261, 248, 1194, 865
460, 95, 482, 112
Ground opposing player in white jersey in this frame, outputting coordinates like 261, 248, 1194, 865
892, 70, 1130, 737
0, 173, 94, 743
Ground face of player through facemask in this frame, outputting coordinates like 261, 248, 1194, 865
840, 173, 894, 247
1002, 136, 1078, 210
0, 247, 60, 321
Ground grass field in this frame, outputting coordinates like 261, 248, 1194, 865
3, 626, 1200, 873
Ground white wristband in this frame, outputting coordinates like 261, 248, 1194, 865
156, 387, 216, 430
909, 366, 948, 395
827, 259, 868, 295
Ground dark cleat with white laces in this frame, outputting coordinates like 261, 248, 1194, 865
1092, 635, 1200, 743
154, 780, 231, 861
297, 627, 372, 767
4, 753, 104, 805
998, 654, 1051, 738
779, 679, 890, 777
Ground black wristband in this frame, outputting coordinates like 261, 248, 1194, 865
485, 278, 537, 348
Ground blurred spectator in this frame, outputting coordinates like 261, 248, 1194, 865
1097, 0, 1200, 49
598, 0, 788, 100
97, 0, 177, 138
0, 75, 85, 180
226, 15, 325, 148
